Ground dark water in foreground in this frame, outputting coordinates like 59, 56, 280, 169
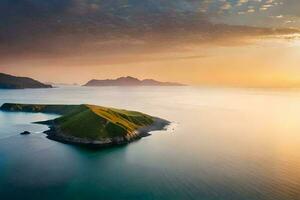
1, 86, 300, 200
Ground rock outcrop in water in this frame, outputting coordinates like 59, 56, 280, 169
0, 73, 52, 89
84, 76, 185, 86
20, 131, 30, 135
1, 103, 169, 148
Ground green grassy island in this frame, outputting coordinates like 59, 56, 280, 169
0, 103, 169, 147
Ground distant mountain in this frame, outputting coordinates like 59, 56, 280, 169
84, 76, 185, 86
0, 73, 52, 89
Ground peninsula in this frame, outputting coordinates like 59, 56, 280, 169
84, 76, 185, 87
0, 103, 169, 147
0, 73, 52, 89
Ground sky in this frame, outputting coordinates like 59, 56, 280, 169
0, 0, 300, 87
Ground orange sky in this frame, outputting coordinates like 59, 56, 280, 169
1, 0, 300, 87
1, 36, 300, 87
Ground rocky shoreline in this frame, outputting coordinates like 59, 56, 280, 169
1, 103, 170, 149
42, 117, 170, 148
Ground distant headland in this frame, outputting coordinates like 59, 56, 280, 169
0, 73, 52, 89
0, 103, 170, 148
84, 76, 185, 87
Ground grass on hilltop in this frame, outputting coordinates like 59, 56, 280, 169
1, 103, 155, 140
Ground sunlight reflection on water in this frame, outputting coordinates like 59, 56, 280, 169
1, 86, 300, 199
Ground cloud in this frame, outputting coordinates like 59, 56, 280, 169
236, 0, 249, 7
220, 2, 232, 10
275, 0, 300, 17
0, 0, 298, 64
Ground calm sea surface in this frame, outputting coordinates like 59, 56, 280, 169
1, 86, 300, 200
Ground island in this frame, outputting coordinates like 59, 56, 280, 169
0, 73, 52, 89
84, 76, 185, 86
0, 103, 169, 148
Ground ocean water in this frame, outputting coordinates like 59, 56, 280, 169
1, 86, 300, 200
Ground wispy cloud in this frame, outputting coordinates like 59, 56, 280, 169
0, 0, 299, 64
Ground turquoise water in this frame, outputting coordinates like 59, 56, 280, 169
1, 86, 300, 199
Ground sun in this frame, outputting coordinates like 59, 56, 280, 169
287, 33, 300, 47
292, 39, 300, 47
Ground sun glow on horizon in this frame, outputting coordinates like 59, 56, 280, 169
1, 34, 300, 88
